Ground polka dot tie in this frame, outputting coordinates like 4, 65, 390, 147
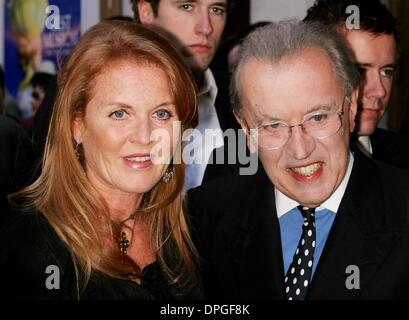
284, 206, 316, 300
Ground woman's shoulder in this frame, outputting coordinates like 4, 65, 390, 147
0, 207, 65, 255
0, 207, 76, 299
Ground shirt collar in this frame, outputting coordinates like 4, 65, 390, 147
275, 152, 354, 217
357, 135, 373, 156
198, 68, 218, 106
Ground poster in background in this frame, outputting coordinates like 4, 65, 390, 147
4, 0, 81, 119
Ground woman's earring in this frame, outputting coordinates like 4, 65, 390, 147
118, 231, 130, 256
162, 166, 175, 183
75, 142, 82, 160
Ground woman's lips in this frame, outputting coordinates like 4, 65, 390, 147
122, 155, 153, 169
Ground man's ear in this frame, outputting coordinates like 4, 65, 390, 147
138, 0, 155, 25
234, 111, 257, 154
348, 89, 358, 133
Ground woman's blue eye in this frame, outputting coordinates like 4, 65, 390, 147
110, 110, 126, 120
155, 110, 171, 120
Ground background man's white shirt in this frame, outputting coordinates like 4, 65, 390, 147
357, 135, 373, 157
184, 69, 224, 192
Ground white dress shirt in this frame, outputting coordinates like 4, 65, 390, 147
184, 69, 224, 192
357, 135, 373, 157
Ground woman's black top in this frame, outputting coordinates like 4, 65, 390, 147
0, 209, 203, 300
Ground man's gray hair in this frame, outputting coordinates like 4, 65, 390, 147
230, 19, 360, 116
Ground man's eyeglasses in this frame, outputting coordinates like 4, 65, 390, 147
250, 96, 350, 150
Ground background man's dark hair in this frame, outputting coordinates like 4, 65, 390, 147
304, 0, 399, 42
30, 72, 53, 93
211, 21, 270, 72
131, 0, 160, 22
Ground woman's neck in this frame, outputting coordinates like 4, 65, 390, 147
86, 169, 142, 222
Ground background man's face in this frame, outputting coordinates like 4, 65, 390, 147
238, 48, 357, 208
344, 30, 396, 136
139, 0, 227, 74
30, 85, 45, 115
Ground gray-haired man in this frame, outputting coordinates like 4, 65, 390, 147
188, 20, 409, 300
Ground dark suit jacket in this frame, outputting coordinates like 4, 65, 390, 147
188, 152, 409, 299
0, 116, 22, 193
0, 115, 27, 222
351, 128, 409, 169
22, 75, 58, 186
370, 128, 409, 169
0, 209, 203, 300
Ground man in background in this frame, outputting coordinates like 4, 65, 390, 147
23, 72, 53, 130
305, 0, 409, 168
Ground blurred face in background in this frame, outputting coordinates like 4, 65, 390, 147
73, 60, 180, 203
344, 30, 396, 136
15, 35, 42, 73
30, 85, 45, 115
138, 0, 227, 75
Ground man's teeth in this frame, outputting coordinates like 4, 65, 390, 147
291, 163, 321, 176
126, 156, 151, 162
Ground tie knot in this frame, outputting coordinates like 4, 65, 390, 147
297, 206, 315, 223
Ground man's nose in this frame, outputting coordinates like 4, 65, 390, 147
365, 73, 387, 100
286, 126, 316, 160
195, 10, 213, 36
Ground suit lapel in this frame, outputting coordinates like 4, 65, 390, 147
371, 128, 403, 164
229, 167, 286, 299
213, 71, 240, 133
370, 128, 391, 162
308, 152, 401, 299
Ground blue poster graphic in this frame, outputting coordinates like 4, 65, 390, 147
4, 0, 81, 120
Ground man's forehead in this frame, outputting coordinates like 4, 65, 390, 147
240, 68, 342, 119
344, 30, 396, 62
239, 53, 341, 94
